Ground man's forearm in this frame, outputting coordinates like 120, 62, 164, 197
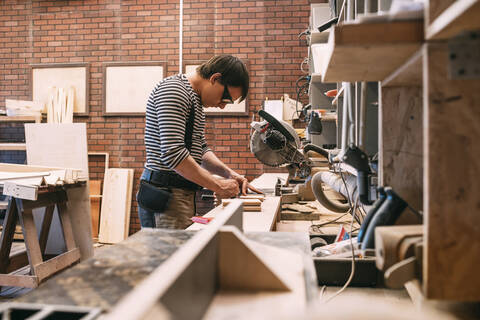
201, 151, 235, 178
174, 155, 222, 192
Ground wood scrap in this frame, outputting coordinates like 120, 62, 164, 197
89, 180, 102, 239
239, 194, 265, 201
222, 199, 261, 207
281, 210, 322, 221
281, 203, 315, 214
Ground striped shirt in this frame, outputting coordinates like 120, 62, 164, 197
145, 74, 210, 172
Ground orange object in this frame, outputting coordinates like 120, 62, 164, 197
325, 89, 337, 97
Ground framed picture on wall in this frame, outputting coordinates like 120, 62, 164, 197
183, 60, 249, 116
102, 62, 166, 116
31, 63, 89, 116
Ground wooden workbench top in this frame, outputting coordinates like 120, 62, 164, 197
188, 196, 281, 232
16, 229, 317, 312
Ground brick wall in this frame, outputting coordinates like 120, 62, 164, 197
0, 0, 319, 233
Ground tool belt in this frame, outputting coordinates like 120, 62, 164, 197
142, 168, 202, 191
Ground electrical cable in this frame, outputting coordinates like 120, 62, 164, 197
309, 212, 350, 233
300, 57, 309, 74
323, 195, 357, 303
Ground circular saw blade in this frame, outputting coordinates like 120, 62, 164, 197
250, 130, 287, 166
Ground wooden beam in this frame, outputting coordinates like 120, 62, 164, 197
34, 248, 80, 281
379, 85, 423, 221
0, 274, 38, 288
426, 0, 480, 40
423, 43, 480, 300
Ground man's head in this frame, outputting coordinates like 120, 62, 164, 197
196, 55, 249, 108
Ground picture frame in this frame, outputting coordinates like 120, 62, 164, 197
31, 63, 89, 116
102, 62, 166, 116
183, 60, 249, 116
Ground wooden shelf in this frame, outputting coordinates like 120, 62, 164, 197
382, 47, 423, 87
320, 20, 424, 83
426, 0, 480, 40
0, 116, 41, 123
0, 143, 26, 151
310, 43, 329, 83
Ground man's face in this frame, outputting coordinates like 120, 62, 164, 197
203, 73, 242, 108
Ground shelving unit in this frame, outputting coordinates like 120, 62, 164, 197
426, 0, 480, 40
315, 0, 480, 303
320, 20, 424, 83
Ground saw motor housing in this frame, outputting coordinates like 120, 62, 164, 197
250, 110, 312, 178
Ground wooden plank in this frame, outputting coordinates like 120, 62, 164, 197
0, 200, 18, 272
16, 200, 44, 272
6, 251, 29, 273
187, 196, 281, 232
89, 180, 102, 239
0, 143, 26, 151
57, 202, 77, 251
423, 43, 480, 300
321, 20, 424, 82
24, 123, 93, 260
2, 182, 39, 201
0, 163, 64, 173
249, 173, 289, 194
0, 115, 41, 123
426, 0, 480, 40
99, 169, 134, 244
379, 86, 423, 222
33, 248, 80, 282
0, 274, 38, 288
382, 48, 423, 87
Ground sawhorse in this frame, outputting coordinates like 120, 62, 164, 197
0, 187, 80, 289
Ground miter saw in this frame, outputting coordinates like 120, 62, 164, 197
250, 110, 314, 179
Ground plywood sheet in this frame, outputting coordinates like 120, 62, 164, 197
99, 169, 134, 244
24, 123, 93, 259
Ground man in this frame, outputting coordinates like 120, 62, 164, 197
137, 55, 261, 229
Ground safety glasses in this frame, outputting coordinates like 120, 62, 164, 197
221, 84, 234, 104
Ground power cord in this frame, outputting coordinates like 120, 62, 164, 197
323, 195, 358, 303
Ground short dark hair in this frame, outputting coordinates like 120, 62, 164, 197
197, 55, 249, 102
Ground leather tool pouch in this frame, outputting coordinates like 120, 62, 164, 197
136, 180, 171, 213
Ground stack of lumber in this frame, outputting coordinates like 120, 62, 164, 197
0, 163, 84, 187
0, 163, 85, 201
222, 197, 263, 212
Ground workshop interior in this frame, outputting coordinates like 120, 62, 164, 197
0, 0, 479, 319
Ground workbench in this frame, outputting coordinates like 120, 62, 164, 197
15, 228, 317, 316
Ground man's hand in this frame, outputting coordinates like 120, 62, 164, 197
215, 178, 239, 199
230, 173, 263, 196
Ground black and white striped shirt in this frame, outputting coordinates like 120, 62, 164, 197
145, 74, 210, 172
